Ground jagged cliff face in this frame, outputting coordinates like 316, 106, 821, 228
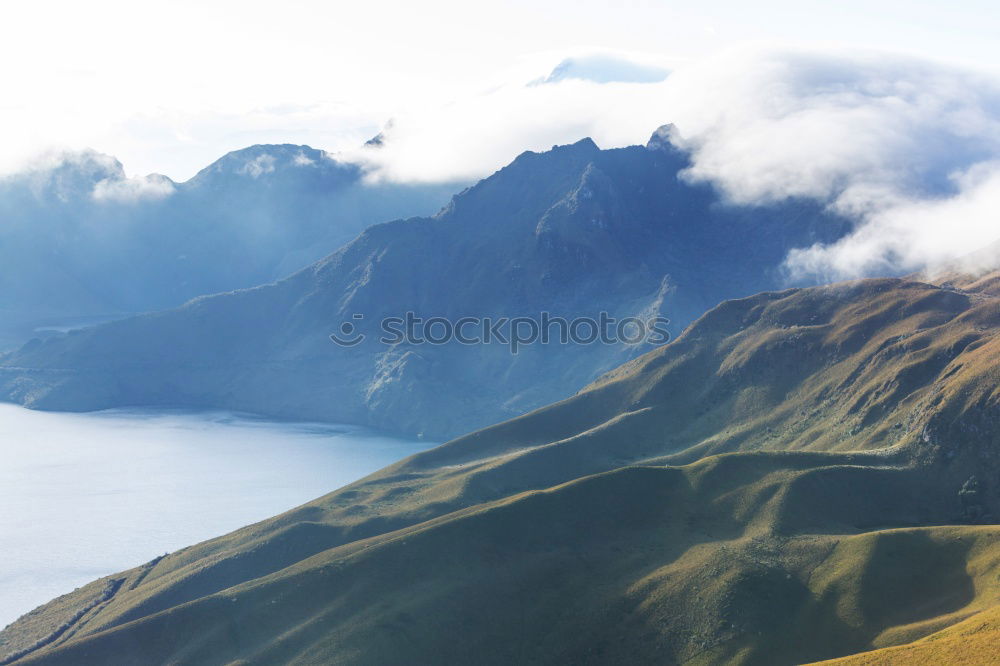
0, 145, 460, 350
4, 276, 1000, 665
0, 130, 851, 439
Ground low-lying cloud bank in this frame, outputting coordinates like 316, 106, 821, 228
668, 49, 1000, 280
351, 47, 1000, 279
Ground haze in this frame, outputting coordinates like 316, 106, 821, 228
4, 0, 1000, 180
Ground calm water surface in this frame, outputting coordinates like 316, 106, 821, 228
0, 404, 431, 628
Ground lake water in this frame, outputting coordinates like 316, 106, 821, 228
0, 404, 431, 629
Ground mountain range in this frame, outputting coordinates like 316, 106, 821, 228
0, 144, 461, 351
4, 273, 999, 664
0, 126, 852, 439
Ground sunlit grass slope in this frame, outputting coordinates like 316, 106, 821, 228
810, 603, 1000, 665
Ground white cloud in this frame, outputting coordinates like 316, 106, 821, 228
786, 162, 1000, 278
92, 174, 176, 202
666, 50, 1000, 206
1, 150, 175, 203
239, 154, 277, 178
2, 150, 123, 202
343, 61, 675, 183
656, 48, 1000, 277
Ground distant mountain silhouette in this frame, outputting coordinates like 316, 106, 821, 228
0, 145, 462, 349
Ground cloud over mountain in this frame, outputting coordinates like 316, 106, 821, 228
664, 48, 1000, 279
7, 47, 1000, 277
350, 47, 1000, 277
534, 52, 670, 84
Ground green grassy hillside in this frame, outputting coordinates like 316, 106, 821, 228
4, 276, 1000, 664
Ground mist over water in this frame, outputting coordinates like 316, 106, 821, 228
0, 405, 431, 629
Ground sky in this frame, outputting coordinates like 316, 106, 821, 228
5, 1, 1000, 279
4, 0, 1000, 180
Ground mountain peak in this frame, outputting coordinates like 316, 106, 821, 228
364, 120, 395, 149
514, 137, 600, 160
185, 144, 363, 189
646, 124, 681, 152
188, 144, 342, 183
6, 149, 125, 202
566, 136, 600, 151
